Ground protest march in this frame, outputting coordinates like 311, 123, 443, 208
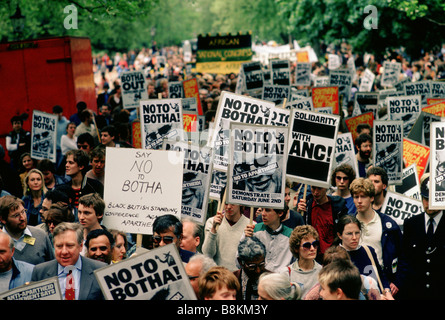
2, 29, 445, 306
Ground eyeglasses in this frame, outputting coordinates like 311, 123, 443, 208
153, 235, 174, 244
301, 240, 320, 250
188, 275, 199, 280
336, 176, 349, 181
244, 261, 266, 271
10, 209, 27, 219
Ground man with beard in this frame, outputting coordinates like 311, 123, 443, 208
0, 195, 54, 265
355, 133, 373, 178
234, 236, 270, 300
85, 228, 114, 264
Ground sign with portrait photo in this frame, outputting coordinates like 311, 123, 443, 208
139, 98, 184, 150
163, 140, 213, 225
228, 123, 288, 209
31, 110, 57, 163
373, 120, 404, 185
429, 121, 445, 209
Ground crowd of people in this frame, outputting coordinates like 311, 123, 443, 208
0, 40, 444, 301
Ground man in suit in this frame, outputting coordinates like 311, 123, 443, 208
395, 173, 445, 299
31, 222, 107, 300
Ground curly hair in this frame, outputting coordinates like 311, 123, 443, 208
289, 225, 319, 257
331, 163, 356, 187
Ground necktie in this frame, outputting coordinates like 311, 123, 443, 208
427, 217, 434, 245
65, 270, 75, 300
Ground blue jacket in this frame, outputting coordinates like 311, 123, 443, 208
354, 210, 402, 283
9, 258, 35, 290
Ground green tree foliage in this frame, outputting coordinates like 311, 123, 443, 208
1, 0, 444, 58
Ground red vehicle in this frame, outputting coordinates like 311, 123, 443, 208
0, 36, 96, 161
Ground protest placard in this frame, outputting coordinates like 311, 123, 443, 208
295, 62, 311, 87
139, 98, 184, 150
270, 59, 291, 86
209, 91, 273, 171
328, 54, 341, 70
285, 96, 314, 111
132, 120, 142, 149
394, 163, 421, 200
329, 69, 353, 106
354, 92, 379, 115
270, 106, 290, 127
380, 61, 402, 87
242, 61, 264, 97
31, 110, 57, 163
422, 100, 445, 117
404, 80, 431, 104
407, 111, 442, 146
386, 95, 421, 137
429, 121, 445, 209
381, 191, 423, 228
163, 140, 213, 225
334, 132, 359, 177
183, 78, 203, 115
168, 81, 184, 99
182, 112, 198, 143
102, 147, 183, 235
287, 109, 340, 188
95, 244, 196, 300
430, 81, 445, 98
359, 69, 375, 92
120, 71, 148, 109
262, 84, 290, 104
182, 97, 198, 113
311, 86, 340, 114
0, 277, 62, 300
345, 111, 374, 142
209, 170, 227, 201
228, 123, 288, 208
313, 76, 329, 87
403, 138, 430, 181
427, 97, 445, 105
373, 120, 404, 185
291, 88, 309, 98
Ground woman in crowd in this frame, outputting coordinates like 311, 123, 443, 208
334, 214, 394, 300
45, 203, 75, 246
22, 168, 47, 226
110, 229, 128, 263
284, 225, 322, 299
19, 152, 36, 190
61, 122, 78, 155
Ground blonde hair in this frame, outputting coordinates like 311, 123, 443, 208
23, 168, 48, 196
349, 177, 375, 198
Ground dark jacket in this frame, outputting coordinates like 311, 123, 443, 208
395, 213, 445, 299
303, 194, 349, 227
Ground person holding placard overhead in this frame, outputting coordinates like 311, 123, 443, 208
395, 173, 445, 300
202, 187, 250, 272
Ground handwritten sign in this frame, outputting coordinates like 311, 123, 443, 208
102, 147, 184, 235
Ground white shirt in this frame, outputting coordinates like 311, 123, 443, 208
358, 211, 384, 267
424, 212, 443, 234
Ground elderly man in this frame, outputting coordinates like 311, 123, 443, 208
31, 222, 107, 300
0, 232, 35, 294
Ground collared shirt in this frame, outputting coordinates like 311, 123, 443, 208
2, 227, 33, 252
57, 258, 82, 300
358, 211, 383, 267
424, 212, 443, 234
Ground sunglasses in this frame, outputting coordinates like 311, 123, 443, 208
153, 235, 175, 244
301, 240, 320, 250
336, 176, 349, 181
